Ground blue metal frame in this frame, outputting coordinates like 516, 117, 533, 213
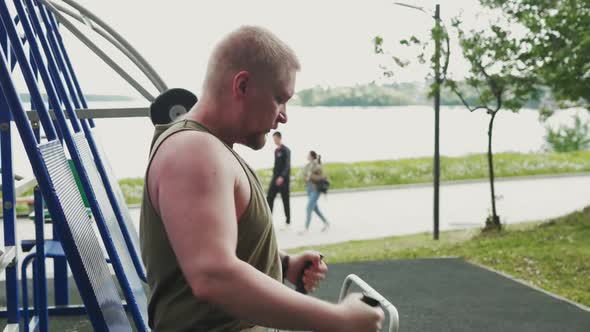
46, 7, 95, 127
33, 170, 48, 331
0, 85, 20, 329
2, 0, 147, 330
31, 0, 146, 282
0, 1, 136, 331
0, 15, 25, 323
0, 33, 121, 332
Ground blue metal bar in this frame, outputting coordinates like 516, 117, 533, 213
40, 14, 80, 111
32, 261, 38, 330
0, 91, 20, 328
0, 301, 135, 318
0, 17, 7, 58
38, 30, 70, 303
53, 256, 68, 306
32, 40, 56, 329
14, 1, 81, 134
21, 253, 35, 332
0, 11, 57, 140
33, 184, 48, 331
0, 24, 19, 324
33, 0, 146, 282
30, 115, 46, 332
0, 303, 87, 318
10, 16, 29, 71
45, 8, 94, 127
0, 6, 112, 332
5, 2, 146, 330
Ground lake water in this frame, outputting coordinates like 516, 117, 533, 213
7, 102, 572, 180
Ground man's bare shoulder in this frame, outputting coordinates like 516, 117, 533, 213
148, 130, 240, 208
154, 130, 231, 173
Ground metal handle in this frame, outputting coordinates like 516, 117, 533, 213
338, 274, 400, 332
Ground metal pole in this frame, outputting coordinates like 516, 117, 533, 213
433, 4, 441, 240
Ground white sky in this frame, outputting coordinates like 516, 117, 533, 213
50, 0, 502, 97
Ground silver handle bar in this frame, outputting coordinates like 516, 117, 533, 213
338, 274, 400, 332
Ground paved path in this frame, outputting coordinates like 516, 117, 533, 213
3, 174, 590, 280
269, 174, 590, 249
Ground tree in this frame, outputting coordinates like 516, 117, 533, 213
545, 114, 590, 152
480, 0, 590, 114
374, 16, 538, 229
445, 20, 538, 229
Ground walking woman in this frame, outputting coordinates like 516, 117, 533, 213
301, 150, 330, 233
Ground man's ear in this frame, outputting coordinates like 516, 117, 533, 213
233, 71, 250, 97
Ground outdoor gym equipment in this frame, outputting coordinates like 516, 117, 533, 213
340, 274, 400, 332
150, 88, 198, 125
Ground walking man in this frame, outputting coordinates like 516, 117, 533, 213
267, 131, 291, 229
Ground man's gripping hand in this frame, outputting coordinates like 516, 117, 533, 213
286, 251, 327, 293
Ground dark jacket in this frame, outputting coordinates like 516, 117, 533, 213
272, 145, 290, 180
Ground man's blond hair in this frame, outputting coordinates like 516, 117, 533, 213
204, 26, 300, 95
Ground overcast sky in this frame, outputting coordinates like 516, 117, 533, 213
41, 0, 502, 97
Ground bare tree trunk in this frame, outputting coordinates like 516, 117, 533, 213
487, 111, 501, 228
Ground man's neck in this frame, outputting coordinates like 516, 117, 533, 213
187, 100, 237, 147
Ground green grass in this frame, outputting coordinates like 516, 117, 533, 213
7, 151, 589, 207
118, 178, 144, 205
289, 207, 590, 307
116, 151, 590, 204
266, 151, 590, 193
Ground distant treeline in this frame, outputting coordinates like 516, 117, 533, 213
292, 82, 548, 108
18, 93, 135, 103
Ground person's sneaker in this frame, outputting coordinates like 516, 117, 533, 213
279, 223, 291, 231
321, 224, 330, 232
297, 229, 308, 235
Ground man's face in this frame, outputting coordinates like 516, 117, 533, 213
273, 135, 282, 146
241, 70, 295, 150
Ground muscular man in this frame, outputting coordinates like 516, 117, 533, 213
140, 26, 383, 331
267, 131, 291, 229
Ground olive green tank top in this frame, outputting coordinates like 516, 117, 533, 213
140, 119, 281, 332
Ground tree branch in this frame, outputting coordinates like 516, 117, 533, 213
475, 59, 503, 112
450, 85, 488, 112
441, 29, 451, 82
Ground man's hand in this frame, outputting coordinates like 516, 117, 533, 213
286, 251, 327, 293
276, 176, 284, 186
327, 293, 384, 332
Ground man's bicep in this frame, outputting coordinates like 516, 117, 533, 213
157, 149, 238, 281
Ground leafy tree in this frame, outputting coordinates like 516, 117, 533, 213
445, 20, 539, 229
480, 0, 590, 114
545, 114, 590, 152
374, 16, 539, 229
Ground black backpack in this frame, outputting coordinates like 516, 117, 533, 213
317, 178, 330, 194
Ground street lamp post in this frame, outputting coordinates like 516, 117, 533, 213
433, 4, 441, 240
394, 2, 442, 240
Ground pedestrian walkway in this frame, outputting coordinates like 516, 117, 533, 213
3, 174, 590, 281
270, 174, 590, 249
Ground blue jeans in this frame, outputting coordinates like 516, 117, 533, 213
305, 183, 328, 229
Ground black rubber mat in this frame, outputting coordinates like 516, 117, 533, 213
2, 258, 588, 331
311, 258, 590, 332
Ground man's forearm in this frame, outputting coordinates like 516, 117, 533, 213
197, 258, 341, 331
